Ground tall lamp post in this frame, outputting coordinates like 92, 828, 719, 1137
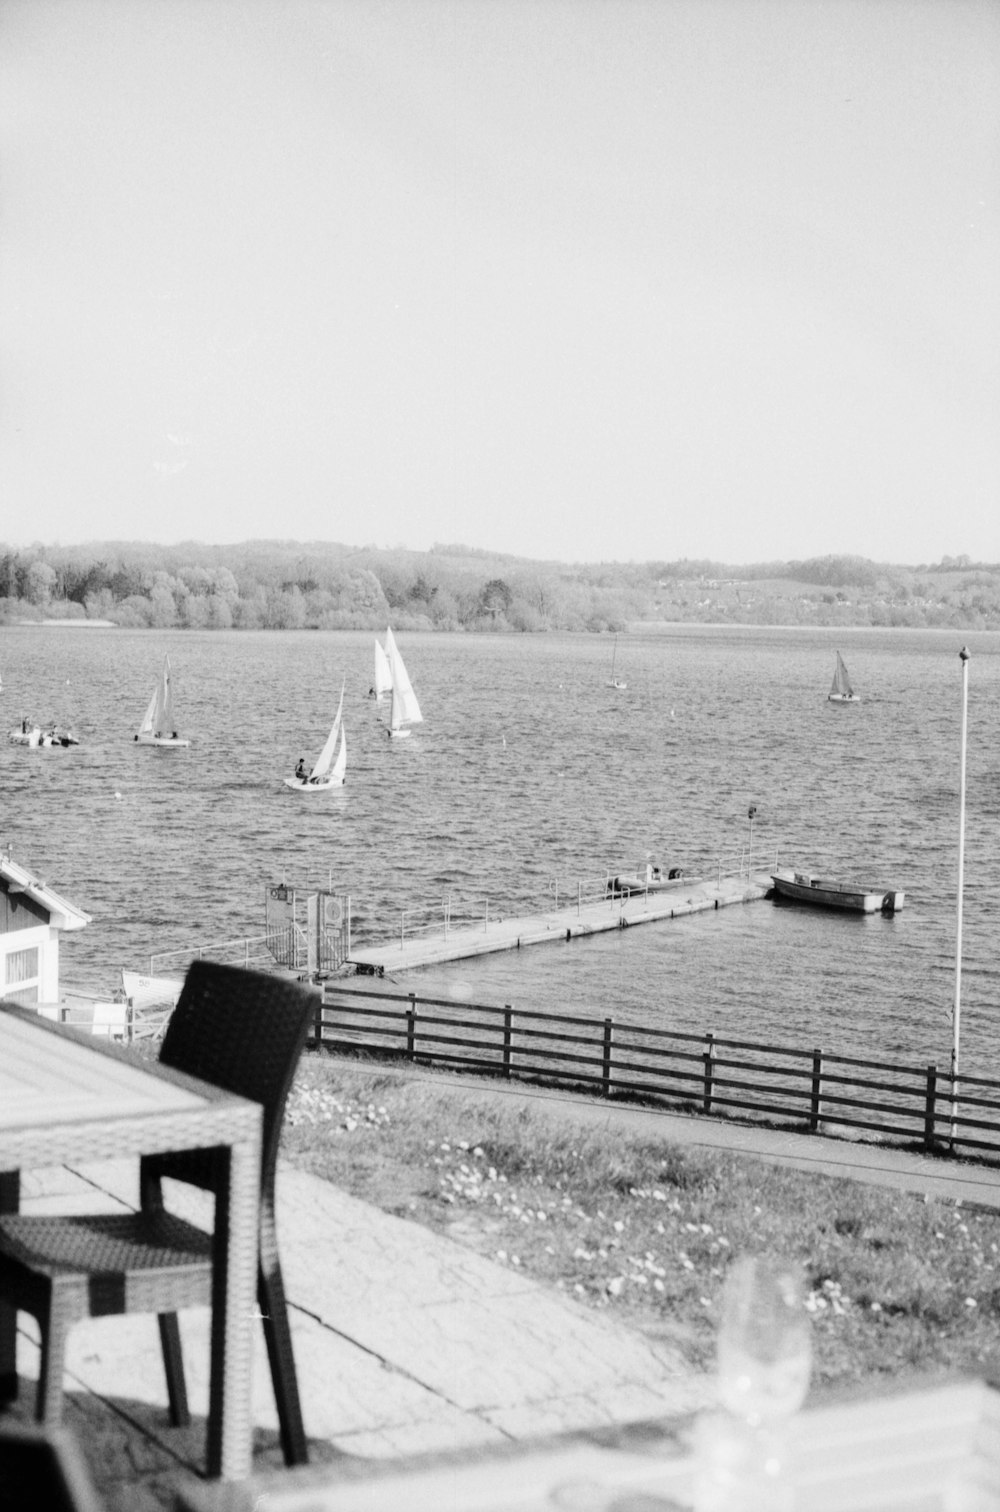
951, 646, 970, 1146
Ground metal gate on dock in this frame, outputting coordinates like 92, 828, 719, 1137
266, 885, 350, 975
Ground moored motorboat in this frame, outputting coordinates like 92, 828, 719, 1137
607, 862, 686, 897
771, 869, 904, 915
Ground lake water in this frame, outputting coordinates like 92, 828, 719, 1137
2, 622, 998, 1078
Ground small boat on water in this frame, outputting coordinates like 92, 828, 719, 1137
607, 862, 686, 897
135, 655, 190, 747
9, 721, 79, 747
828, 652, 860, 703
384, 627, 423, 739
771, 869, 904, 915
606, 635, 627, 690
285, 682, 347, 791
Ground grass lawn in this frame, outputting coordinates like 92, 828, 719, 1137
281, 1051, 1000, 1393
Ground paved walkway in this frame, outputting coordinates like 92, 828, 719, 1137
6, 1072, 999, 1511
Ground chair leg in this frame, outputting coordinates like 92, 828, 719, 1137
259, 1264, 308, 1465
36, 1298, 69, 1423
0, 1299, 17, 1403
157, 1312, 191, 1427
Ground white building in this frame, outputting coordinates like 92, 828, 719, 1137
0, 852, 91, 1006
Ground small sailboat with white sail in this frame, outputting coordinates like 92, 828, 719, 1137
385, 627, 423, 738
371, 636, 392, 701
827, 652, 860, 704
135, 655, 190, 746
606, 635, 627, 690
284, 682, 347, 791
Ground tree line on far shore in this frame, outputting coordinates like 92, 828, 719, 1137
1, 541, 998, 631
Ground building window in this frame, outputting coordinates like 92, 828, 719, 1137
3, 945, 40, 1002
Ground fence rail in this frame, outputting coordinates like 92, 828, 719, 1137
315, 984, 1000, 1160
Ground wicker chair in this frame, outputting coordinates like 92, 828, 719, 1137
0, 961, 316, 1467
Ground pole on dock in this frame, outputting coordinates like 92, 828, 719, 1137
951, 646, 970, 1147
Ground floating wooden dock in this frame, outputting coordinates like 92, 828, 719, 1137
347, 872, 773, 974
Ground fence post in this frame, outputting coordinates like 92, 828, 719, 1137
809, 1049, 823, 1131
703, 1032, 716, 1114
406, 995, 417, 1060
602, 1018, 614, 1097
924, 1064, 938, 1151
502, 1006, 513, 1078
313, 988, 325, 1049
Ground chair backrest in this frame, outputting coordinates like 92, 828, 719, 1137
144, 960, 316, 1199
0, 1421, 104, 1512
90, 1001, 128, 1040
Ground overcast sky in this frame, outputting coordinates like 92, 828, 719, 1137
2, 0, 998, 565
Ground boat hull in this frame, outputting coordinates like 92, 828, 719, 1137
828, 693, 860, 703
9, 728, 79, 747
136, 735, 191, 747
283, 775, 345, 791
771, 872, 904, 914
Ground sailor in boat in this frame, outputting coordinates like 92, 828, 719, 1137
294, 757, 308, 782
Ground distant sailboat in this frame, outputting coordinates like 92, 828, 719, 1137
372, 637, 392, 701
828, 652, 860, 704
385, 627, 423, 738
606, 635, 627, 690
285, 682, 347, 790
135, 655, 190, 746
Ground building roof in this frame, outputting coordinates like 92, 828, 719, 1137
0, 852, 92, 932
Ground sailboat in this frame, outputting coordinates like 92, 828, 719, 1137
606, 635, 628, 690
828, 652, 860, 704
284, 682, 347, 791
385, 627, 423, 738
372, 636, 392, 701
135, 655, 190, 746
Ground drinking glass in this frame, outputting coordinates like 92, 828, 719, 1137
716, 1254, 812, 1426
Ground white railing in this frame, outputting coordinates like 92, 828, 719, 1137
149, 932, 277, 976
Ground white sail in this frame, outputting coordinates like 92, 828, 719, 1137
136, 656, 190, 744
311, 684, 345, 781
285, 681, 346, 790
386, 630, 422, 735
373, 638, 392, 700
828, 652, 858, 702
137, 686, 158, 738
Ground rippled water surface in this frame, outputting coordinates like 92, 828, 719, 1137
2, 624, 998, 1075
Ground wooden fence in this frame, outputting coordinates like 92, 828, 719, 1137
315, 984, 1000, 1160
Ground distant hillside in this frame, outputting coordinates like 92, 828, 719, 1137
1, 543, 998, 631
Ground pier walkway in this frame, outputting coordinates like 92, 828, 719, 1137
347, 871, 772, 974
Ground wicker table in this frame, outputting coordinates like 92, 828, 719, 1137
0, 1006, 262, 1481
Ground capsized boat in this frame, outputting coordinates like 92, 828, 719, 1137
135, 655, 190, 746
9, 721, 79, 747
385, 627, 423, 739
284, 682, 347, 791
828, 652, 860, 703
771, 869, 904, 915
606, 862, 686, 897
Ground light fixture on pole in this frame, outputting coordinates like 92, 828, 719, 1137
951, 646, 970, 1146
747, 805, 758, 881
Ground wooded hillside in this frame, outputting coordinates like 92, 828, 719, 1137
1, 542, 998, 630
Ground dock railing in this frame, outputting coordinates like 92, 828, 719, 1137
313, 983, 1000, 1161
149, 932, 279, 976
383, 854, 779, 951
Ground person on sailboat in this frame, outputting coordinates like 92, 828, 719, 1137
295, 757, 307, 781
